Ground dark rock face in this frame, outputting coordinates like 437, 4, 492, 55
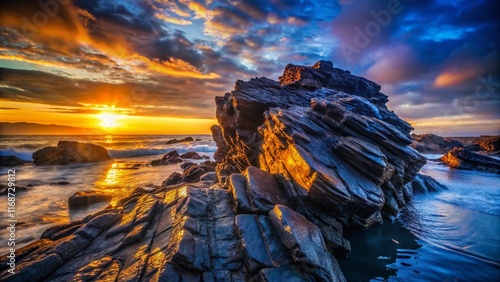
440, 147, 500, 174
411, 133, 464, 154
150, 150, 183, 166
0, 155, 24, 167
166, 137, 194, 144
68, 191, 113, 209
32, 141, 112, 165
211, 124, 230, 163
179, 151, 203, 159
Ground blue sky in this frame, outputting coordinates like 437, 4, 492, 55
0, 0, 499, 135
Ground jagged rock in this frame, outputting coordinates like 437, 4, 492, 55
269, 205, 345, 282
162, 172, 183, 186
166, 137, 194, 144
411, 133, 463, 154
68, 191, 112, 209
200, 172, 217, 182
0, 155, 24, 167
180, 151, 203, 159
440, 147, 500, 174
214, 61, 434, 228
410, 173, 449, 194
32, 141, 112, 165
473, 135, 500, 153
211, 124, 230, 163
150, 150, 183, 166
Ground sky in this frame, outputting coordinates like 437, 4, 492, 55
0, 0, 499, 135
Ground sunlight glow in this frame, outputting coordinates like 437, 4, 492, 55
98, 112, 120, 129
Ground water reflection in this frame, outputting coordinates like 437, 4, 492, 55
338, 219, 422, 281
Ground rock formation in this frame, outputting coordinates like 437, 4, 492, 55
472, 135, 500, 154
411, 133, 464, 154
32, 141, 112, 165
0, 155, 24, 167
149, 150, 183, 165
166, 137, 194, 144
440, 147, 500, 174
0, 61, 447, 281
68, 191, 113, 209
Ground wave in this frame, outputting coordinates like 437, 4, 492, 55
108, 144, 217, 158
0, 148, 34, 161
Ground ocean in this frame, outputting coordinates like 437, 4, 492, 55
0, 134, 216, 254
1, 136, 499, 281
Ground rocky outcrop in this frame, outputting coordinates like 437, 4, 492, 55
0, 155, 25, 167
411, 133, 464, 154
440, 147, 500, 174
215, 61, 434, 229
32, 141, 112, 165
472, 135, 500, 153
166, 137, 194, 144
0, 168, 346, 281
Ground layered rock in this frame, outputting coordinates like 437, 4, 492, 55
215, 61, 435, 228
472, 135, 500, 153
411, 133, 464, 154
0, 168, 345, 281
32, 141, 112, 165
440, 147, 500, 174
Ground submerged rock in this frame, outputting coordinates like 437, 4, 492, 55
440, 147, 500, 174
32, 141, 112, 166
166, 137, 194, 144
68, 191, 113, 209
0, 155, 25, 167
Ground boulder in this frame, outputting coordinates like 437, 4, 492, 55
0, 155, 24, 167
150, 150, 183, 166
440, 147, 500, 174
32, 141, 112, 165
411, 133, 463, 154
166, 137, 194, 144
68, 191, 112, 209
180, 151, 202, 159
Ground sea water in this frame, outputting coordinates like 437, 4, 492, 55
0, 135, 216, 254
339, 155, 500, 281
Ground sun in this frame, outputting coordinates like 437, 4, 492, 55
98, 113, 120, 129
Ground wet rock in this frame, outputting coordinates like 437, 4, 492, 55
0, 155, 24, 167
150, 150, 183, 165
166, 137, 194, 144
410, 173, 448, 194
440, 147, 500, 174
68, 191, 112, 209
180, 151, 203, 159
32, 141, 112, 166
411, 133, 464, 154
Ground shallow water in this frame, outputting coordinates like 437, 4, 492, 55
339, 156, 500, 281
0, 135, 216, 254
